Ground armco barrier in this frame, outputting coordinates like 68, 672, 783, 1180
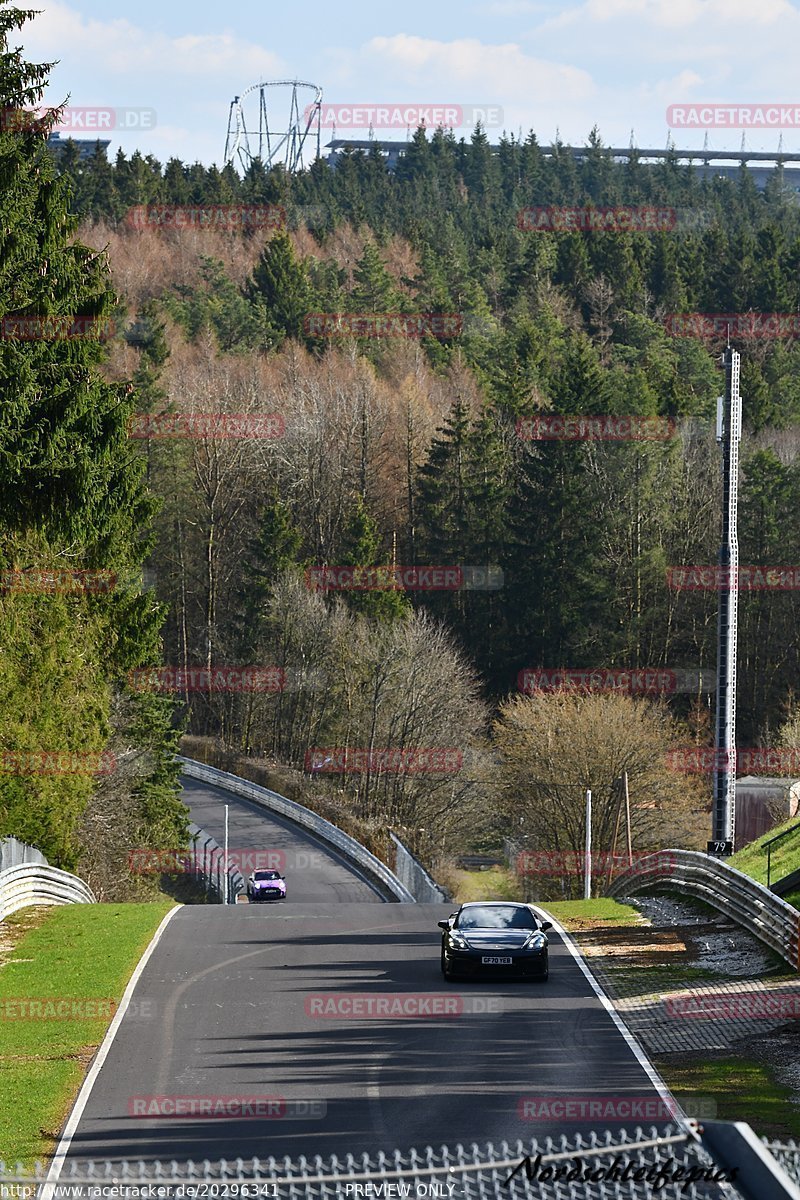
178, 757, 414, 902
0, 863, 96, 922
608, 849, 800, 971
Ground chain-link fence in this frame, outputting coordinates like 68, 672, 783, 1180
764, 1137, 800, 1187
390, 832, 450, 902
8, 1123, 800, 1199
187, 821, 244, 903
0, 835, 47, 873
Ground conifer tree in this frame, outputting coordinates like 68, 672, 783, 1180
0, 4, 185, 870
245, 230, 313, 344
351, 241, 402, 313
338, 495, 409, 622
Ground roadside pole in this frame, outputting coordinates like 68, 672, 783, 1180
223, 803, 229, 905
584, 789, 592, 900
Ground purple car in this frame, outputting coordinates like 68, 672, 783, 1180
247, 869, 286, 902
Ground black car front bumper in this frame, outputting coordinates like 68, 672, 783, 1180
444, 948, 548, 978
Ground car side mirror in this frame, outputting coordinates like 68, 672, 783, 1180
540, 921, 553, 933
437, 920, 450, 930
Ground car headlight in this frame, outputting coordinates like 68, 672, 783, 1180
448, 931, 469, 949
524, 933, 546, 951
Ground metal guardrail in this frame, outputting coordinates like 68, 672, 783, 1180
12, 1122, 800, 1199
607, 849, 800, 971
178, 757, 415, 902
390, 832, 450, 902
0, 862, 96, 922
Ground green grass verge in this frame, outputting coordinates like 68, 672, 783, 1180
539, 898, 642, 928
442, 869, 640, 924
659, 1056, 800, 1139
730, 815, 800, 897
440, 870, 640, 927
442, 866, 521, 902
0, 902, 173, 1168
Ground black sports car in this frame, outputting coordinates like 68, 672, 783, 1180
438, 902, 552, 981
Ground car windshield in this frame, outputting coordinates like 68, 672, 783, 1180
254, 870, 281, 880
455, 905, 537, 931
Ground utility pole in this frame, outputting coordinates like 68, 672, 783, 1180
712, 345, 741, 854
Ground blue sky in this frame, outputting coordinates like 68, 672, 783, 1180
25, 0, 800, 168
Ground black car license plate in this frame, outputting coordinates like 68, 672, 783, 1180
482, 956, 512, 964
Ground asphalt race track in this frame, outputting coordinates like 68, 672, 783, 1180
182, 775, 384, 904
60, 776, 676, 1167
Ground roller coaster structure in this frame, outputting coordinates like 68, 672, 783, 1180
224, 80, 322, 173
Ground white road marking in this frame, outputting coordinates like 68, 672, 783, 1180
538, 908, 690, 1127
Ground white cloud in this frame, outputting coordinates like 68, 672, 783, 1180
27, 3, 284, 79
362, 34, 595, 102
541, 0, 793, 31
521, 0, 800, 151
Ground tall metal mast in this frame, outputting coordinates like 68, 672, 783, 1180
713, 345, 741, 849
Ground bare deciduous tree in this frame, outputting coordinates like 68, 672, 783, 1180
494, 690, 708, 898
